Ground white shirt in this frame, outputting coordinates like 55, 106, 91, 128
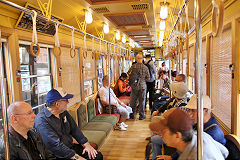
99, 86, 118, 104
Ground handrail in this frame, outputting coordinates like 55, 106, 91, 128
0, 0, 130, 53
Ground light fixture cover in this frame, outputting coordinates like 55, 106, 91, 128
159, 21, 166, 31
122, 36, 126, 43
85, 11, 93, 24
116, 31, 120, 40
159, 31, 165, 46
160, 5, 168, 20
103, 23, 109, 33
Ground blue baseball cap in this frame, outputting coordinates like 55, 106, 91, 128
46, 87, 74, 103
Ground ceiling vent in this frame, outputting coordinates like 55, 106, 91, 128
142, 25, 152, 29
91, 7, 110, 13
131, 3, 149, 10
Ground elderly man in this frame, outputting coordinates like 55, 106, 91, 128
149, 108, 229, 160
99, 75, 132, 131
128, 53, 150, 120
0, 102, 55, 159
34, 87, 103, 160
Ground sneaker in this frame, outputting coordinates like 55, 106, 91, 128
139, 115, 146, 120
121, 122, 128, 128
119, 124, 127, 131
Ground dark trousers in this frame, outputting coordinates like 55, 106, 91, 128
146, 81, 155, 110
130, 88, 146, 118
71, 144, 103, 160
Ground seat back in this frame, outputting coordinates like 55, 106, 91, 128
87, 99, 96, 122
225, 134, 240, 160
77, 103, 88, 129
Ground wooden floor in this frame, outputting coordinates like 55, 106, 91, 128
100, 109, 151, 160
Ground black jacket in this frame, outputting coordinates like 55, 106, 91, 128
0, 127, 55, 160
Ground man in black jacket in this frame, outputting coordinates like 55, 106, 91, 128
0, 101, 55, 160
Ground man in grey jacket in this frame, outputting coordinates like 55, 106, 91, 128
149, 108, 228, 160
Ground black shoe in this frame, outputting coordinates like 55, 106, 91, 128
129, 113, 135, 119
139, 115, 146, 120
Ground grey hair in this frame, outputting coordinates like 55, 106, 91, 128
7, 101, 22, 123
169, 128, 193, 142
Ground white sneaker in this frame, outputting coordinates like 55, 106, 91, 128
121, 122, 128, 128
119, 124, 127, 131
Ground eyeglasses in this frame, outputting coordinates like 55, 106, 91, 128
14, 110, 34, 116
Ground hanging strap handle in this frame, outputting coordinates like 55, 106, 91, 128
30, 10, 40, 57
70, 28, 77, 58
53, 22, 61, 57
212, 0, 224, 37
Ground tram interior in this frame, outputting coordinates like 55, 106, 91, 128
0, 0, 240, 159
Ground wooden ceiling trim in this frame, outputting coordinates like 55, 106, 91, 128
104, 12, 148, 27
124, 29, 150, 36
85, 0, 140, 5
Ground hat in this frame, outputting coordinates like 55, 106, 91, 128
46, 87, 73, 103
149, 108, 192, 134
184, 94, 213, 110
170, 82, 188, 99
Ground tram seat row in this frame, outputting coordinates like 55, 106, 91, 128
67, 93, 119, 148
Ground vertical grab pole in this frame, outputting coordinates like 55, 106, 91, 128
194, 0, 203, 159
107, 43, 111, 114
0, 29, 10, 160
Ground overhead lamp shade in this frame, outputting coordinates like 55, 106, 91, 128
85, 11, 93, 24
159, 31, 165, 46
160, 5, 168, 20
159, 21, 166, 30
103, 23, 109, 33
116, 31, 120, 40
122, 36, 126, 43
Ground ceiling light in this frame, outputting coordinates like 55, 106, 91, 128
103, 23, 109, 34
160, 3, 169, 20
116, 31, 120, 40
122, 35, 126, 43
159, 20, 166, 30
85, 11, 93, 24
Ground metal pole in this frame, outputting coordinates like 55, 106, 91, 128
0, 29, 10, 160
107, 44, 111, 114
194, 0, 203, 159
0, 0, 129, 52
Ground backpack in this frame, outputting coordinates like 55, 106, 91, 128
128, 66, 141, 88
145, 60, 155, 81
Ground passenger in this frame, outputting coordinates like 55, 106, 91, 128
0, 101, 55, 160
34, 88, 103, 160
151, 82, 188, 159
127, 53, 150, 120
185, 94, 226, 145
99, 75, 132, 131
157, 62, 169, 79
171, 71, 179, 81
144, 54, 156, 111
114, 73, 131, 97
149, 108, 229, 160
152, 82, 188, 116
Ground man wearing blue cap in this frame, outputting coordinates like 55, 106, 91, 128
34, 87, 103, 160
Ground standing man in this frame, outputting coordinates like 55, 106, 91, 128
128, 53, 150, 120
34, 87, 103, 160
144, 54, 156, 111
0, 101, 55, 159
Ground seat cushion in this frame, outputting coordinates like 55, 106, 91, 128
82, 130, 106, 147
91, 115, 118, 126
82, 122, 113, 135
87, 100, 96, 122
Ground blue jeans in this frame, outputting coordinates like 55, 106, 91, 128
151, 134, 165, 160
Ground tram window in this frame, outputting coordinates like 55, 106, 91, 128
19, 44, 52, 109
84, 80, 95, 97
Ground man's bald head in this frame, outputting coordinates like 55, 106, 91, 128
136, 54, 143, 63
7, 102, 31, 123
